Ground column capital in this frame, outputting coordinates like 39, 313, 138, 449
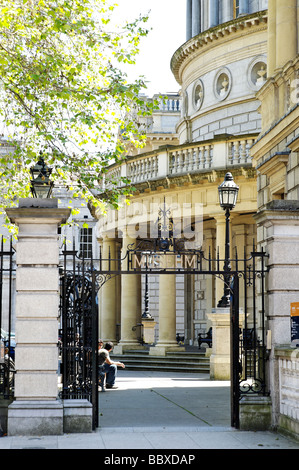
213, 213, 226, 223
102, 234, 117, 243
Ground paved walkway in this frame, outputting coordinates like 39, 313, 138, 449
1, 370, 299, 450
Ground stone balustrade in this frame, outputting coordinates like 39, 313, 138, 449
151, 93, 181, 113
128, 155, 159, 183
158, 97, 180, 113
103, 135, 257, 189
169, 144, 213, 173
228, 137, 256, 165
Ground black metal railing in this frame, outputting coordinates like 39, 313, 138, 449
0, 237, 16, 400
58, 242, 99, 429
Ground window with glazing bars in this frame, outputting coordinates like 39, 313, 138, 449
234, 0, 240, 18
79, 227, 93, 259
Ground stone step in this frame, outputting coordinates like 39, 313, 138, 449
111, 356, 210, 367
110, 349, 210, 373
111, 354, 209, 364
116, 349, 205, 357
113, 364, 210, 373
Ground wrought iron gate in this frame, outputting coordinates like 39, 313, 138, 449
0, 237, 16, 402
230, 246, 269, 428
59, 238, 268, 430
59, 244, 99, 429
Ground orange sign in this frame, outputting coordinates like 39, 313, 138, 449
291, 303, 299, 343
291, 303, 299, 317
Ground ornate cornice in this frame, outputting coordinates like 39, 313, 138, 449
130, 165, 255, 195
171, 11, 268, 85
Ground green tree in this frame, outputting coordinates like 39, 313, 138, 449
0, 0, 156, 219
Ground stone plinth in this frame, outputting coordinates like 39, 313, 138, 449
207, 307, 244, 380
0, 398, 13, 435
239, 396, 272, 431
142, 318, 156, 344
8, 400, 64, 436
63, 399, 93, 434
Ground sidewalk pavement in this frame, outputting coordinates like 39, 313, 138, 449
1, 370, 299, 450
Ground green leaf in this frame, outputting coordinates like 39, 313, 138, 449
0, 0, 152, 224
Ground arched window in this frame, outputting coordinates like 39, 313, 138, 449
233, 0, 240, 18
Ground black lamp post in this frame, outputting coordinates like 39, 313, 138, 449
142, 272, 152, 319
30, 154, 54, 198
142, 252, 153, 319
217, 172, 239, 308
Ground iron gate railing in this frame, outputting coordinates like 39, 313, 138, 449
59, 243, 99, 429
59, 238, 268, 430
230, 246, 269, 428
0, 237, 16, 401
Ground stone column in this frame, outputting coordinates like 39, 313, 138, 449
204, 228, 216, 314
239, 0, 249, 16
186, 0, 193, 40
214, 214, 226, 304
150, 254, 182, 356
267, 0, 276, 77
100, 236, 117, 343
113, 235, 144, 354
276, 0, 297, 71
192, 0, 201, 37
222, 0, 233, 23
209, 0, 219, 28
5, 199, 71, 436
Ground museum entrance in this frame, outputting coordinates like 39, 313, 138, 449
58, 236, 268, 431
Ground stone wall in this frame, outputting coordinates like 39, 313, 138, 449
275, 347, 299, 438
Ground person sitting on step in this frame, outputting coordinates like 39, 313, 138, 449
98, 341, 125, 391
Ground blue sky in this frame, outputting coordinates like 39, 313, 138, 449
113, 0, 186, 96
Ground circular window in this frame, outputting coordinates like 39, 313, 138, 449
214, 68, 232, 101
193, 79, 204, 110
247, 57, 267, 90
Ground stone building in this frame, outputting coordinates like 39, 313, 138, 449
94, 1, 299, 436
250, 0, 299, 440
3, 0, 299, 439
94, 0, 268, 354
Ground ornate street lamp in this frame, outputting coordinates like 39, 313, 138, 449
217, 172, 239, 308
30, 154, 54, 198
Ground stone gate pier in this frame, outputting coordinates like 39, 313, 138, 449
5, 199, 73, 435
